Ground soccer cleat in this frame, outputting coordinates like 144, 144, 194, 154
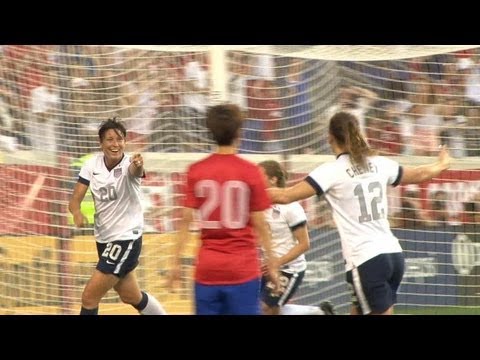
320, 301, 336, 315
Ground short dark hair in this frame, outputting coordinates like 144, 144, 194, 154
206, 104, 243, 146
98, 117, 127, 141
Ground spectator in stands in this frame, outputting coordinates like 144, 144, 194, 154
408, 76, 442, 156
228, 52, 252, 113
465, 106, 480, 157
181, 53, 210, 152
366, 105, 403, 155
325, 85, 378, 137
0, 81, 18, 152
68, 117, 167, 315
463, 193, 480, 224
397, 185, 429, 229
281, 58, 313, 154
27, 73, 59, 152
438, 96, 467, 157
429, 190, 449, 225
124, 74, 159, 152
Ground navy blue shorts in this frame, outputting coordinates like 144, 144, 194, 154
96, 237, 142, 278
346, 252, 404, 314
261, 270, 305, 307
194, 277, 261, 315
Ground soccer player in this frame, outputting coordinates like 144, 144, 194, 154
258, 160, 309, 314
167, 104, 279, 315
268, 111, 451, 315
68, 117, 166, 315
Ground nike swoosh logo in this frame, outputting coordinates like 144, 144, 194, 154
93, 172, 100, 175
106, 260, 115, 265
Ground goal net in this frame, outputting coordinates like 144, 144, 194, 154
0, 45, 479, 314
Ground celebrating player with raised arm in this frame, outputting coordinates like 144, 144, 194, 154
269, 112, 451, 315
69, 117, 166, 315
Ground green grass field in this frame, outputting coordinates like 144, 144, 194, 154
397, 306, 480, 315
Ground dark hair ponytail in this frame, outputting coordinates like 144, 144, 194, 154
329, 112, 376, 168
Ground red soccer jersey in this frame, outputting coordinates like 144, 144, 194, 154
184, 153, 270, 284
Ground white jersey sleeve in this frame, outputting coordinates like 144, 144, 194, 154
284, 201, 308, 228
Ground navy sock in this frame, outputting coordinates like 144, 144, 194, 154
133, 291, 149, 311
80, 306, 99, 315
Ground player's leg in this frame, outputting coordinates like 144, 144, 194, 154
346, 253, 402, 315
280, 301, 336, 315
280, 304, 324, 315
387, 252, 405, 315
81, 240, 129, 314
224, 277, 261, 315
111, 237, 167, 314
260, 274, 280, 315
345, 279, 362, 315
261, 270, 304, 315
195, 282, 224, 315
114, 271, 167, 315
80, 270, 119, 314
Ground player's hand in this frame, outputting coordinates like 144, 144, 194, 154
267, 187, 281, 204
261, 263, 269, 276
438, 145, 451, 170
131, 153, 144, 168
73, 211, 88, 228
166, 267, 181, 291
266, 257, 280, 292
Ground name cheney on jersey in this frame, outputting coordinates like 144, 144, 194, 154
346, 161, 378, 178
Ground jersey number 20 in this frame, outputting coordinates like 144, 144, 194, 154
195, 180, 249, 229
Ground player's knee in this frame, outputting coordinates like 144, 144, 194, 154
81, 290, 98, 308
118, 292, 141, 306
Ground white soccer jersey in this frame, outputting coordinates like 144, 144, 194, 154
307, 153, 403, 271
78, 154, 144, 243
264, 202, 308, 273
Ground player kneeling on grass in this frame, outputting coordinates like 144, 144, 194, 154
259, 160, 335, 315
68, 117, 166, 315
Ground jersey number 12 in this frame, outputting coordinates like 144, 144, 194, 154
354, 181, 385, 223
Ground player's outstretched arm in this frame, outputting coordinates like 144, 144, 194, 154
129, 153, 145, 177
401, 145, 451, 184
268, 181, 317, 205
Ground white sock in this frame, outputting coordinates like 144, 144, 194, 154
140, 292, 167, 315
280, 304, 324, 315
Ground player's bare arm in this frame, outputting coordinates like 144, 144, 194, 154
68, 182, 89, 228
167, 207, 194, 290
278, 225, 310, 267
401, 145, 451, 184
268, 181, 317, 204
129, 153, 145, 177
251, 211, 280, 289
